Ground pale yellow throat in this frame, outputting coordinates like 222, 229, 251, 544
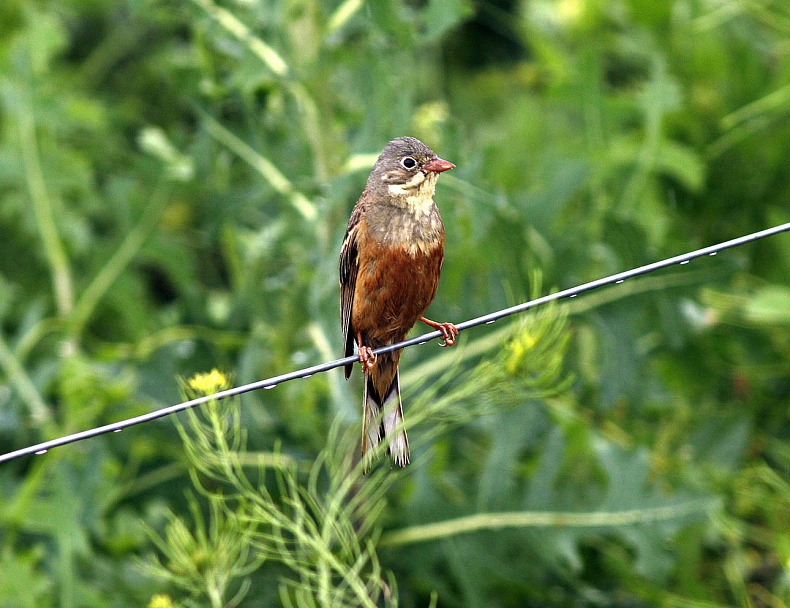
386, 172, 437, 215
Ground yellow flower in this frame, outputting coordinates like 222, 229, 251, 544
148, 594, 174, 608
187, 369, 230, 395
505, 330, 538, 375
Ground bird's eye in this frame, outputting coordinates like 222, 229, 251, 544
401, 156, 417, 169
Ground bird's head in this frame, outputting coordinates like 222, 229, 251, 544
367, 137, 454, 209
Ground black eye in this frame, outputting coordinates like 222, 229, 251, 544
401, 156, 417, 169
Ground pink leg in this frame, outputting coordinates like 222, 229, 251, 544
357, 333, 377, 369
419, 317, 459, 347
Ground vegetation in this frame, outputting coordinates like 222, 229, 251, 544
0, 0, 788, 606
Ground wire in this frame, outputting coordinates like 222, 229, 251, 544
2, 222, 789, 464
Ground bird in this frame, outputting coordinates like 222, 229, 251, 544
340, 136, 458, 468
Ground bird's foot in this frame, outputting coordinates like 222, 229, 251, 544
419, 317, 459, 347
358, 345, 378, 370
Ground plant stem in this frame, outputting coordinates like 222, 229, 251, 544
19, 85, 74, 318
379, 500, 719, 547
0, 330, 52, 423
69, 178, 171, 337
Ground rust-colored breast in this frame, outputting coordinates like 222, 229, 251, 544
352, 226, 444, 347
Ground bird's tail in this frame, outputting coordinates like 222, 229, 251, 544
362, 368, 410, 469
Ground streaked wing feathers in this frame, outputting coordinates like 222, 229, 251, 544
340, 203, 363, 378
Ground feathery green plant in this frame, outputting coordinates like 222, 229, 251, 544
143, 298, 576, 605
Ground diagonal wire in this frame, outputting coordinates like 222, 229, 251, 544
1, 222, 788, 465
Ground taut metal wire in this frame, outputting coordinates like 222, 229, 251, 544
1, 222, 788, 464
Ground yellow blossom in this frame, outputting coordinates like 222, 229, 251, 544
148, 594, 174, 608
187, 368, 230, 395
505, 331, 538, 375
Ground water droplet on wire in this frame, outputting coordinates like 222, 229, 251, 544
709, 252, 717, 256
35, 449, 47, 455
680, 260, 690, 265
485, 319, 496, 324
301, 374, 312, 379
615, 280, 624, 284
264, 384, 278, 390
113, 429, 122, 433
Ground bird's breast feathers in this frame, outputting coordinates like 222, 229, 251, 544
363, 201, 444, 257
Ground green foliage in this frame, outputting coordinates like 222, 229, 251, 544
141, 309, 573, 606
144, 310, 711, 607
0, 0, 788, 606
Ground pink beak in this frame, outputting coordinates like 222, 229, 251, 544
422, 157, 455, 173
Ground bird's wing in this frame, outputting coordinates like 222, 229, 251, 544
340, 202, 363, 378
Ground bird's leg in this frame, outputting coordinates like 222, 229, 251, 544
419, 316, 459, 347
356, 332, 377, 370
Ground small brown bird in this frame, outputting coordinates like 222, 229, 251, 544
340, 136, 458, 468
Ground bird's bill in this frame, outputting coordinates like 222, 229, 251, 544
422, 158, 455, 173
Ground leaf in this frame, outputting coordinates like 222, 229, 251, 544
0, 548, 52, 608
743, 286, 790, 325
422, 0, 473, 41
655, 140, 705, 192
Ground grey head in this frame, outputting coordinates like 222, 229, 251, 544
365, 136, 455, 206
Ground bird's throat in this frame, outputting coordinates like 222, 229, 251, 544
386, 172, 438, 215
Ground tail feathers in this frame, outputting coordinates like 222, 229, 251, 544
382, 372, 410, 467
361, 375, 381, 468
362, 370, 410, 469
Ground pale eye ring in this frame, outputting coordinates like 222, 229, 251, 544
401, 156, 417, 169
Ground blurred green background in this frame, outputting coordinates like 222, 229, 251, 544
0, 0, 789, 606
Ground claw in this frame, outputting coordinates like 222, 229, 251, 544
419, 317, 459, 348
437, 322, 459, 347
358, 345, 377, 370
